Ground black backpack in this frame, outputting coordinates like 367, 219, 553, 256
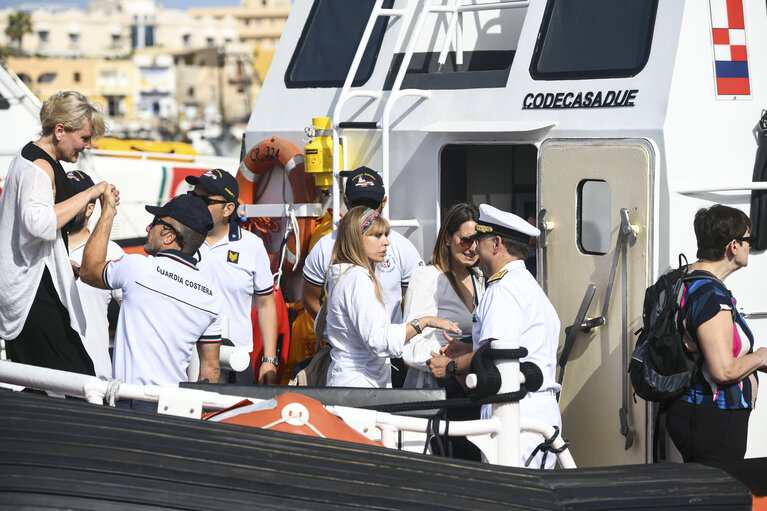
629, 255, 715, 402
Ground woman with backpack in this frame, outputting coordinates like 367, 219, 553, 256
323, 206, 462, 388
668, 204, 767, 462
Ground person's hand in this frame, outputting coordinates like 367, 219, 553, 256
98, 184, 119, 213
425, 316, 462, 336
442, 336, 473, 359
427, 351, 450, 378
756, 347, 767, 371
258, 362, 277, 384
89, 181, 108, 202
70, 260, 80, 280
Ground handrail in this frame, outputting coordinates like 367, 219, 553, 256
676, 182, 767, 194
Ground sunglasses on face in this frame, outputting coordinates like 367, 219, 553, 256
458, 236, 477, 249
736, 235, 756, 245
187, 191, 229, 206
151, 216, 185, 250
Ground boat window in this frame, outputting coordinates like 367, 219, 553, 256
530, 0, 657, 80
383, 51, 515, 90
285, 0, 394, 88
577, 179, 611, 255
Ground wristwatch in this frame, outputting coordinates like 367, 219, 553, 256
410, 318, 422, 335
446, 359, 457, 376
261, 356, 279, 366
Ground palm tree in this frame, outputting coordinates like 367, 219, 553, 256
5, 11, 33, 56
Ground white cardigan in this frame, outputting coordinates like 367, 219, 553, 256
325, 263, 407, 388
402, 265, 484, 388
0, 149, 86, 340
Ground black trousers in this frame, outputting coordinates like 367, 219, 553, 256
666, 399, 750, 463
7, 267, 95, 376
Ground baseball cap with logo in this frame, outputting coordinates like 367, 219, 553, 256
341, 166, 385, 204
66, 170, 96, 194
145, 194, 214, 235
185, 168, 239, 203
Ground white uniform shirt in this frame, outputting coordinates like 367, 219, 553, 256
303, 229, 423, 323
473, 259, 562, 469
104, 250, 223, 386
0, 149, 86, 340
69, 240, 124, 378
402, 265, 484, 388
197, 223, 273, 352
324, 263, 408, 388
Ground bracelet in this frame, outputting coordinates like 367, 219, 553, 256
410, 318, 422, 335
261, 356, 279, 365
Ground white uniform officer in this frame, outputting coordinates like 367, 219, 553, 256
81, 192, 222, 410
428, 204, 562, 469
301, 166, 423, 387
186, 169, 278, 385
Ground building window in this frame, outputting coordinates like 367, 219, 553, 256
112, 34, 121, 47
183, 33, 191, 47
38, 31, 49, 43
188, 86, 195, 97
69, 33, 80, 46
38, 72, 57, 84
73, 72, 81, 83
207, 37, 215, 47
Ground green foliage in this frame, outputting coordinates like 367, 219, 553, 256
5, 11, 33, 55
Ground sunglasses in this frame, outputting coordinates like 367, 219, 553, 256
736, 235, 756, 245
187, 191, 229, 206
458, 236, 483, 249
151, 216, 185, 250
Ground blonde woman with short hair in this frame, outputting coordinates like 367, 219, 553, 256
0, 91, 118, 375
325, 206, 461, 388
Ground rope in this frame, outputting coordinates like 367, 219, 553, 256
524, 425, 570, 469
105, 378, 121, 407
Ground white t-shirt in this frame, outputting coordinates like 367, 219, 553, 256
104, 249, 223, 386
0, 148, 86, 340
69, 239, 124, 378
303, 229, 423, 323
324, 263, 408, 388
197, 223, 273, 352
402, 264, 484, 388
473, 259, 562, 469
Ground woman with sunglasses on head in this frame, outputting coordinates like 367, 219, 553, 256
324, 206, 461, 388
667, 204, 767, 463
402, 202, 484, 389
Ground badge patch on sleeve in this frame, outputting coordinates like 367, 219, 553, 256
227, 250, 239, 264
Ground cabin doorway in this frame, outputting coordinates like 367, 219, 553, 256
539, 139, 653, 467
440, 143, 537, 223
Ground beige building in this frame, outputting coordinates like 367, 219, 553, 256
189, 0, 291, 51
6, 57, 136, 121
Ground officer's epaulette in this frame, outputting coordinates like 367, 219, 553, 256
487, 269, 508, 284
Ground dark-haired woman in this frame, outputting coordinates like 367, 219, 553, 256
667, 204, 767, 463
402, 202, 484, 388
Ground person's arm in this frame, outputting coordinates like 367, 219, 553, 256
255, 292, 279, 384
696, 310, 767, 384
301, 278, 323, 319
197, 341, 221, 382
428, 349, 475, 379
80, 185, 119, 289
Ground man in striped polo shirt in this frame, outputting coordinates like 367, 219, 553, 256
81, 191, 223, 410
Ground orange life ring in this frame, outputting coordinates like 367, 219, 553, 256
237, 136, 318, 276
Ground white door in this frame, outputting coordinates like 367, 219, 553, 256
539, 139, 653, 467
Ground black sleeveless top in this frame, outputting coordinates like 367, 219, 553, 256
21, 142, 75, 248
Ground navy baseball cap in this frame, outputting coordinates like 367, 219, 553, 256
185, 168, 239, 203
145, 194, 214, 235
341, 166, 385, 203
66, 170, 95, 194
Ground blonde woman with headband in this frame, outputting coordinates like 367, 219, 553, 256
0, 91, 119, 375
325, 206, 462, 388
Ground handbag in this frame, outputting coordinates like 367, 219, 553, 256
290, 272, 333, 386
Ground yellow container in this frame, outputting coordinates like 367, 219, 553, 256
304, 117, 340, 190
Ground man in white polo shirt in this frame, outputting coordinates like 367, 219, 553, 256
81, 192, 222, 410
66, 170, 124, 379
186, 168, 278, 385
301, 166, 423, 386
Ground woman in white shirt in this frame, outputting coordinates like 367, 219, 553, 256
0, 91, 115, 375
325, 206, 461, 388
403, 202, 484, 388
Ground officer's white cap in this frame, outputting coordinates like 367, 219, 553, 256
473, 204, 540, 241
